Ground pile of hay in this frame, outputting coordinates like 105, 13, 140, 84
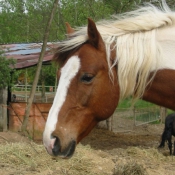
113, 146, 175, 175
1, 139, 175, 175
127, 147, 168, 160
114, 160, 147, 175
0, 141, 114, 175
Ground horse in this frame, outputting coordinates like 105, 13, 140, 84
158, 113, 175, 155
43, 0, 175, 158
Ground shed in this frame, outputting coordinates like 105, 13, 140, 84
0, 42, 57, 131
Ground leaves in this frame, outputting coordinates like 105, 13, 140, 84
0, 0, 143, 44
0, 0, 143, 86
0, 48, 16, 88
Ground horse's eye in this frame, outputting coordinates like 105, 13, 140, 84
81, 73, 94, 83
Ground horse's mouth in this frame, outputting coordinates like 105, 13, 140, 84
52, 137, 76, 158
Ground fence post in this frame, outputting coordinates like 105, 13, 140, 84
0, 87, 8, 131
133, 106, 136, 126
160, 107, 167, 123
0, 104, 2, 131
106, 115, 113, 131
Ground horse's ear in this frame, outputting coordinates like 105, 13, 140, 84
65, 22, 75, 36
87, 18, 104, 50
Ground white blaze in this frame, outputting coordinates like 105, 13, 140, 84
43, 56, 80, 153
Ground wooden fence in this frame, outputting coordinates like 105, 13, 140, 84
8, 103, 165, 139
9, 102, 51, 140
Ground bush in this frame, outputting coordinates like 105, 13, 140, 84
0, 48, 16, 89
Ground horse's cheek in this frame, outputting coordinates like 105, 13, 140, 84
92, 78, 119, 120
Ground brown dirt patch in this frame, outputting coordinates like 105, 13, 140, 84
0, 131, 29, 144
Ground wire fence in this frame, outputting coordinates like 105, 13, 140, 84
111, 106, 160, 132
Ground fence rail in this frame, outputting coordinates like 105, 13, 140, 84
133, 107, 160, 126
12, 85, 57, 92
12, 93, 55, 103
12, 85, 57, 103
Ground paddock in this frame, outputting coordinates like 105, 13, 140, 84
1, 123, 175, 175
1, 1, 175, 174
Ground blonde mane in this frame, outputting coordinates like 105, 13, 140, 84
58, 0, 175, 101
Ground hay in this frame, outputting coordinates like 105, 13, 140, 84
114, 160, 147, 175
0, 142, 114, 175
111, 147, 175, 175
1, 136, 175, 175
126, 147, 173, 162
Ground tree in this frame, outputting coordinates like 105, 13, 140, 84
0, 48, 15, 89
21, 0, 59, 133
103, 0, 141, 14
0, 48, 16, 131
23, 64, 57, 87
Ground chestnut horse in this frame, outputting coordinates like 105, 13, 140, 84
43, 1, 175, 158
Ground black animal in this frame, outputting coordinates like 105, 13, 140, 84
158, 113, 175, 155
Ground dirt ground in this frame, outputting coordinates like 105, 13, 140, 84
82, 123, 164, 151
0, 123, 175, 175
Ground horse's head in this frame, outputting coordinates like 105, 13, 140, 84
43, 18, 119, 158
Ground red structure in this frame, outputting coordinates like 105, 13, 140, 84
1, 43, 57, 138
9, 102, 51, 140
1, 42, 57, 69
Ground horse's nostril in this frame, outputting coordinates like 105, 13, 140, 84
52, 136, 61, 156
51, 136, 76, 158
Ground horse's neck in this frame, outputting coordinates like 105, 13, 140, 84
144, 25, 175, 110
156, 25, 175, 71
143, 69, 175, 110
139, 25, 175, 109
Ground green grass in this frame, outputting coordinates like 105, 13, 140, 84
118, 97, 156, 109
116, 98, 175, 125
167, 109, 174, 115
117, 98, 161, 124
150, 120, 161, 124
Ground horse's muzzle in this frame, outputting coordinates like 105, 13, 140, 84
52, 136, 76, 158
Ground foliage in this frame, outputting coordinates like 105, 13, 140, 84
39, 64, 57, 86
0, 0, 54, 43
19, 63, 57, 86
0, 0, 153, 86
60, 0, 113, 26
103, 0, 142, 13
0, 0, 144, 44
0, 48, 16, 88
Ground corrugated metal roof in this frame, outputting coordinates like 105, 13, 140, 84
1, 43, 58, 70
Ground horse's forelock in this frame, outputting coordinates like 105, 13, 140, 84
53, 44, 84, 66
52, 47, 70, 66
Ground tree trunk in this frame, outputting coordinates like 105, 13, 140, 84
25, 68, 28, 102
21, 0, 59, 133
41, 70, 46, 102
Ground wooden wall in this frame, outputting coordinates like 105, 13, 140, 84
9, 102, 51, 140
